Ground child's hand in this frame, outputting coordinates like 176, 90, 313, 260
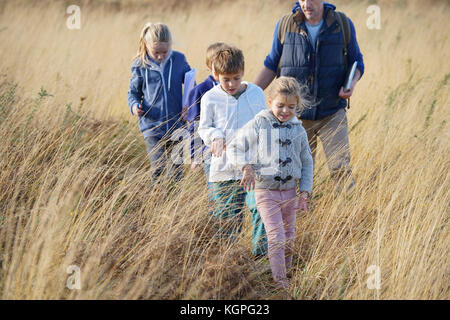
132, 104, 144, 116
240, 165, 256, 191
211, 138, 226, 157
297, 192, 309, 213
181, 105, 189, 122
191, 162, 202, 171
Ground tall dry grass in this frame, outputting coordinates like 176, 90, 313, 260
0, 0, 448, 299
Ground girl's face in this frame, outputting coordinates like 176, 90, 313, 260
147, 42, 171, 64
269, 93, 298, 122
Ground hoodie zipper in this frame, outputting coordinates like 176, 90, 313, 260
168, 57, 173, 92
157, 57, 172, 133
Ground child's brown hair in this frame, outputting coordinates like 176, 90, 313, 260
205, 42, 227, 70
212, 45, 244, 75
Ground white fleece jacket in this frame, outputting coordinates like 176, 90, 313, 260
198, 82, 267, 182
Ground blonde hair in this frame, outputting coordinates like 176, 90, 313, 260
135, 22, 172, 66
212, 45, 244, 75
205, 42, 227, 69
267, 76, 313, 114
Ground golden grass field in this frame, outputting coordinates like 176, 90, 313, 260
0, 0, 448, 299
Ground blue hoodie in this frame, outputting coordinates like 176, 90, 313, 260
186, 75, 217, 159
264, 2, 365, 120
128, 50, 191, 139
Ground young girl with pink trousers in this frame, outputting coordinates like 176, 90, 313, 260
229, 76, 314, 292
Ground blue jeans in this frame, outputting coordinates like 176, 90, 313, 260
144, 135, 183, 187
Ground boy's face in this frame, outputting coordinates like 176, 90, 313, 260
215, 70, 244, 95
269, 94, 298, 122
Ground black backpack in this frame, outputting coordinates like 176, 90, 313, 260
335, 11, 351, 71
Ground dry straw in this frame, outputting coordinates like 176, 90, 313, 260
0, 0, 448, 299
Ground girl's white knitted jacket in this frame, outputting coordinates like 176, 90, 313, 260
228, 109, 314, 193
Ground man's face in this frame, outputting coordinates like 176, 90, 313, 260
216, 70, 244, 96
299, 0, 324, 23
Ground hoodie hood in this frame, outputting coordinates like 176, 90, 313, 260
145, 50, 173, 70
215, 81, 252, 98
292, 1, 336, 14
257, 109, 302, 125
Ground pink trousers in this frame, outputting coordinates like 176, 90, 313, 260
254, 188, 298, 288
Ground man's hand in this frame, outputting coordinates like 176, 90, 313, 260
339, 81, 358, 99
211, 138, 226, 157
339, 68, 361, 100
132, 104, 144, 116
240, 165, 256, 191
297, 192, 309, 213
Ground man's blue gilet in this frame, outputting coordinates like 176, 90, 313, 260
277, 9, 348, 120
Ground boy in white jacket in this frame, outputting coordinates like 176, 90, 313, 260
198, 45, 267, 255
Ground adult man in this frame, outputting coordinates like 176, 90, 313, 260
254, 0, 365, 192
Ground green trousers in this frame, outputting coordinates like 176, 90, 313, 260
211, 180, 268, 256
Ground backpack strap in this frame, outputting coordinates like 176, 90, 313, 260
335, 11, 350, 71
277, 11, 303, 44
334, 11, 352, 109
335, 11, 350, 48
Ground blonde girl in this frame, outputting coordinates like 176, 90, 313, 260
128, 22, 191, 186
229, 76, 314, 291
